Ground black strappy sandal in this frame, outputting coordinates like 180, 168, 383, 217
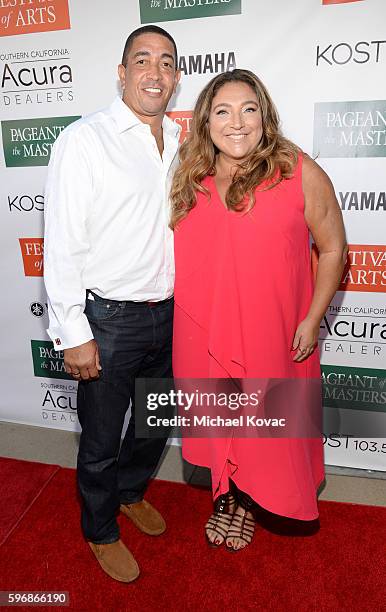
205, 492, 237, 548
225, 490, 256, 552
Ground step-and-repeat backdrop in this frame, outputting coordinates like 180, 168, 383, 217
1, 0, 385, 471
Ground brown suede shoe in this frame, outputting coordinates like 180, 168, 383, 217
88, 539, 139, 583
120, 500, 166, 536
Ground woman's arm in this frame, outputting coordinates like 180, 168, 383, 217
292, 155, 348, 362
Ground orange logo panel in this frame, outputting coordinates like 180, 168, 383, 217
312, 244, 386, 293
0, 0, 70, 37
322, 0, 363, 4
166, 111, 193, 144
19, 238, 44, 277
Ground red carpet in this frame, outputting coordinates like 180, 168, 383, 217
0, 457, 59, 546
0, 458, 385, 611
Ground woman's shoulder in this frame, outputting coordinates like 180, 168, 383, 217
302, 154, 334, 191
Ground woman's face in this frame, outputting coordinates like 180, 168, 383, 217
208, 81, 263, 164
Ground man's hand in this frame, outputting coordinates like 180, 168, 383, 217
64, 340, 102, 380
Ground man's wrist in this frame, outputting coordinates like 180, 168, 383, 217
47, 316, 94, 351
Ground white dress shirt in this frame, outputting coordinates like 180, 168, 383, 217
44, 96, 180, 350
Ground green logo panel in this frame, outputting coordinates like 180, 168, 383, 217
31, 340, 72, 380
322, 364, 386, 413
1, 115, 80, 167
139, 0, 241, 23
313, 100, 386, 158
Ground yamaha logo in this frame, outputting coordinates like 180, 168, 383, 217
178, 52, 236, 75
339, 191, 386, 212
30, 302, 45, 318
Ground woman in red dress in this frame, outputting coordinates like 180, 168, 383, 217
170, 70, 347, 551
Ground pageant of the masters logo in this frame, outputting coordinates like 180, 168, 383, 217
31, 340, 72, 380
1, 115, 80, 167
0, 0, 71, 37
139, 0, 241, 23
322, 364, 386, 413
313, 100, 386, 158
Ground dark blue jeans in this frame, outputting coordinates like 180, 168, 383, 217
77, 292, 173, 544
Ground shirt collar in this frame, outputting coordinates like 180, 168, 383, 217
110, 96, 180, 140
110, 96, 142, 132
162, 112, 181, 139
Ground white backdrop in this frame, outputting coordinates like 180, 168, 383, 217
1, 0, 385, 471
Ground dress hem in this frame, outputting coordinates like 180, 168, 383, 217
182, 451, 324, 522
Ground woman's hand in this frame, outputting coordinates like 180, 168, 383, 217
292, 318, 319, 362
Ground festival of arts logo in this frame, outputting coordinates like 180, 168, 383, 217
312, 244, 386, 293
19, 238, 43, 276
0, 0, 71, 37
1, 115, 80, 167
167, 111, 192, 143
340, 245, 386, 293
31, 339, 71, 380
139, 0, 241, 24
322, 364, 386, 413
313, 100, 386, 158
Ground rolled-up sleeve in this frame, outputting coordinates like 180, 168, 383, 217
44, 125, 95, 350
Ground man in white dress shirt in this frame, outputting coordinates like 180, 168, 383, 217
44, 25, 181, 583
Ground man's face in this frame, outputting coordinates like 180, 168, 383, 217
118, 33, 180, 121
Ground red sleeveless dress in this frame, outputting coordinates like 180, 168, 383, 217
173, 156, 324, 520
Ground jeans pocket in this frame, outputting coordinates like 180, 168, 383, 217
84, 294, 121, 321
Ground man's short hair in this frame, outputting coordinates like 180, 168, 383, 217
121, 25, 178, 68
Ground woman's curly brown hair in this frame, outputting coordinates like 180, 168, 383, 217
170, 69, 300, 229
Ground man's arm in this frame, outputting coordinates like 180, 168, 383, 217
44, 125, 101, 379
